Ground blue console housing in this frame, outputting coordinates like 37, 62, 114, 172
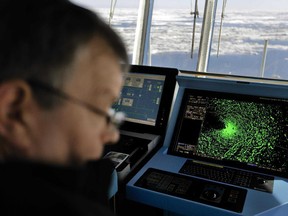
126, 75, 288, 216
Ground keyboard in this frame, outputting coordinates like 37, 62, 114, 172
179, 160, 274, 193
135, 168, 247, 213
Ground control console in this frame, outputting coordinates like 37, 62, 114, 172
135, 168, 247, 213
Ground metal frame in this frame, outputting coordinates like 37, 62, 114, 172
132, 0, 154, 65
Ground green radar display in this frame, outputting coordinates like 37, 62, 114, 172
171, 90, 288, 174
196, 97, 287, 171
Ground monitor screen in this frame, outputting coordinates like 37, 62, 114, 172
113, 73, 166, 126
168, 88, 288, 177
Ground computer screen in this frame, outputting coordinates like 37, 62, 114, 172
113, 73, 166, 126
168, 88, 288, 177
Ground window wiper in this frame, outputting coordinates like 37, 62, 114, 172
217, 0, 228, 57
190, 0, 199, 59
109, 0, 118, 25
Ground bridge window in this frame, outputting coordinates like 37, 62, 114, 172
71, 0, 288, 81
209, 0, 288, 80
71, 0, 140, 62
149, 2, 205, 71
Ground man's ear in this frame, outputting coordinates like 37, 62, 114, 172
0, 80, 34, 153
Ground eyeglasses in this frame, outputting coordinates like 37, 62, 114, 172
27, 79, 125, 129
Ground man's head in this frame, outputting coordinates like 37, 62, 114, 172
0, 0, 128, 165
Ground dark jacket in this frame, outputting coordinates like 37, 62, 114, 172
0, 158, 116, 216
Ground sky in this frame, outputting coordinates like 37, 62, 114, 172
71, 0, 288, 11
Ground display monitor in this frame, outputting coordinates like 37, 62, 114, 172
113, 73, 165, 126
168, 88, 288, 177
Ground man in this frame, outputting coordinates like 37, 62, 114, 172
0, 0, 128, 215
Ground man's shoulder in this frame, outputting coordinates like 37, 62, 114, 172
0, 159, 116, 216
